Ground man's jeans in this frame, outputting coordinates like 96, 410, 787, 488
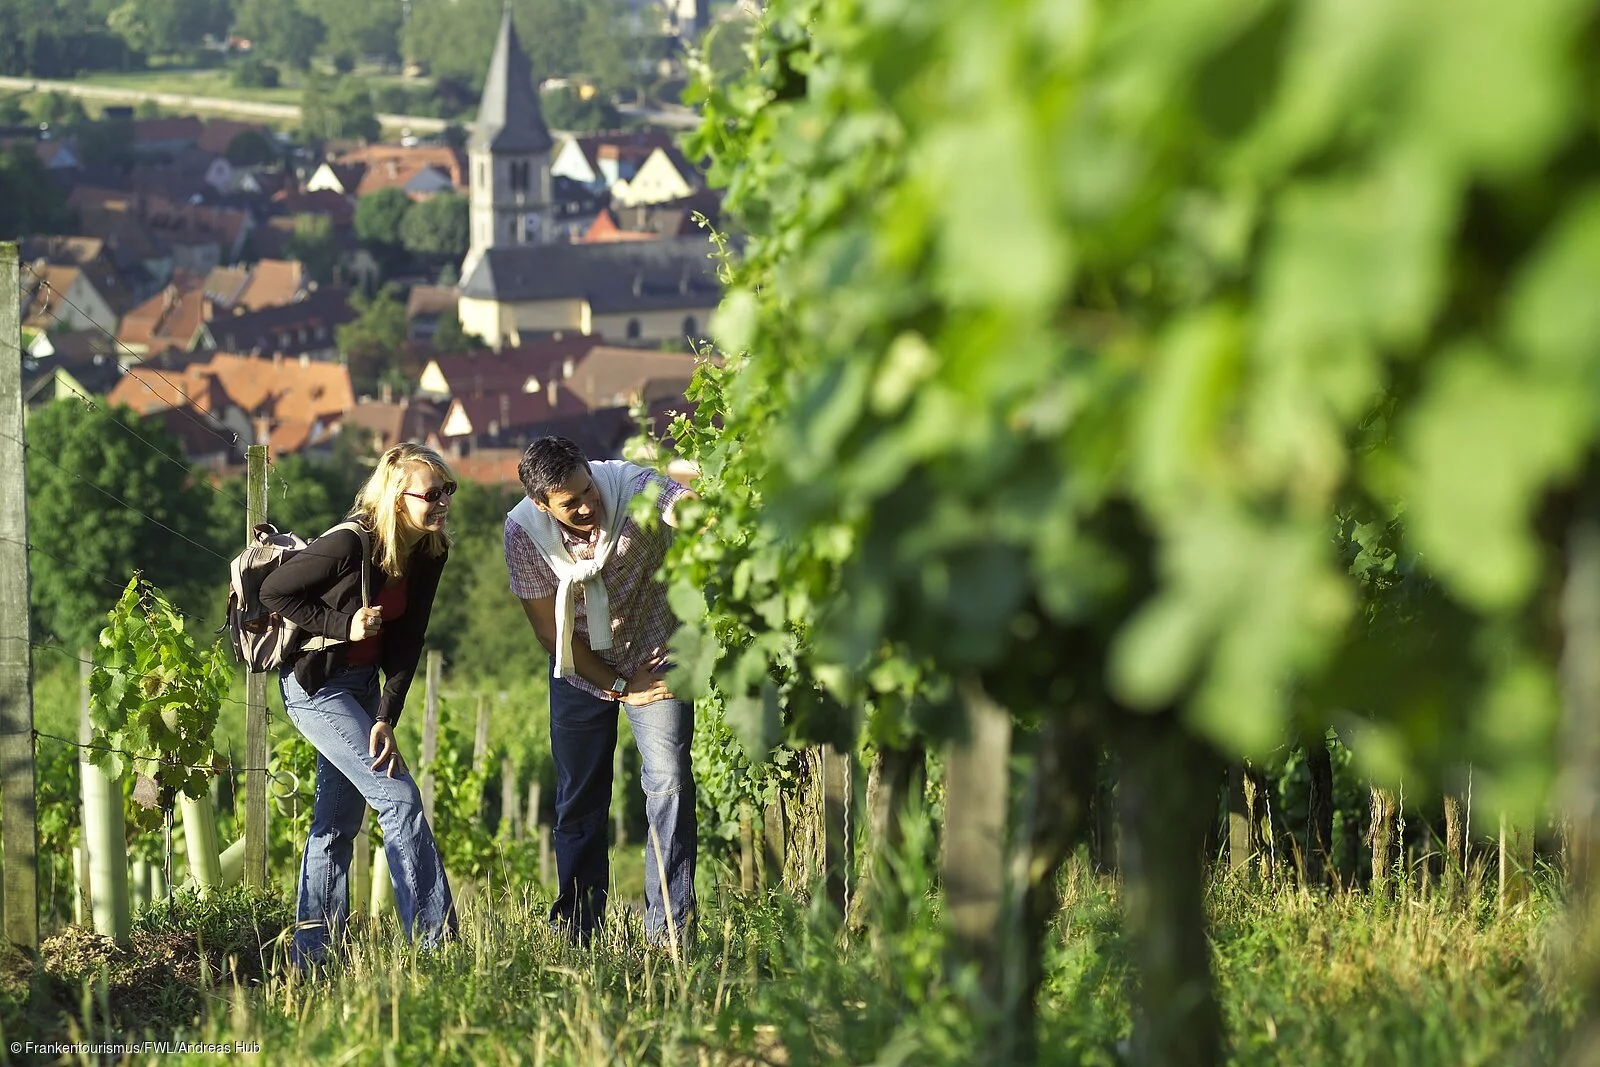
548, 666, 697, 944
281, 664, 457, 967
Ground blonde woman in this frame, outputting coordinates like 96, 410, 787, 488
261, 443, 458, 967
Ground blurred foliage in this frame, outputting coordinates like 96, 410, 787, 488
661, 0, 1600, 827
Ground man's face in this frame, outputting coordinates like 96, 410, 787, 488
536, 464, 602, 532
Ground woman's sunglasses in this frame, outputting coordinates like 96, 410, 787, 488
401, 481, 458, 505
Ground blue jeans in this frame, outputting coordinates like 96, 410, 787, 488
281, 664, 457, 967
548, 665, 697, 944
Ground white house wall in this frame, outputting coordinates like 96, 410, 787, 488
590, 306, 716, 347
550, 139, 599, 187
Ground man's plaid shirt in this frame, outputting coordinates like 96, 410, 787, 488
504, 468, 689, 699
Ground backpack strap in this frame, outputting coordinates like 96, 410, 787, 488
324, 520, 373, 609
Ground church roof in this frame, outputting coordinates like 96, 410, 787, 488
458, 239, 722, 311
472, 9, 555, 155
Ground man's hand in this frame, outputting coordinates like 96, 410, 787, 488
370, 721, 407, 778
621, 666, 674, 706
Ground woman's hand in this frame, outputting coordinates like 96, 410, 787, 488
369, 721, 407, 778
621, 667, 674, 706
350, 606, 385, 641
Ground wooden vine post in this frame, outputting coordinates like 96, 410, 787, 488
942, 679, 1011, 1006
1443, 791, 1468, 901
1370, 786, 1398, 895
473, 696, 490, 774
243, 444, 269, 887
762, 792, 785, 891
1227, 765, 1252, 881
0, 239, 39, 948
420, 650, 442, 824
501, 756, 519, 838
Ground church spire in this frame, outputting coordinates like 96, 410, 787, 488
472, 5, 554, 154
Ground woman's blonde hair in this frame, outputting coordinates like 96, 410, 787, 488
349, 443, 455, 577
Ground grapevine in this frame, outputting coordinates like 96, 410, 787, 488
87, 576, 231, 832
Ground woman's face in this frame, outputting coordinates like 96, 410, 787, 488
397, 464, 453, 536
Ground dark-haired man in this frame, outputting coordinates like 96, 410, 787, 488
505, 435, 697, 945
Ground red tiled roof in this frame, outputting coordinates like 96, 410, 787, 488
442, 384, 589, 440
425, 336, 602, 397
406, 285, 458, 320
141, 194, 250, 251
582, 209, 659, 243
567, 346, 704, 410
449, 447, 524, 486
117, 276, 212, 352
133, 116, 204, 146
269, 418, 316, 454
344, 396, 445, 451
234, 259, 306, 312
565, 129, 675, 174
203, 352, 354, 421
271, 188, 355, 228
197, 118, 272, 156
333, 145, 468, 190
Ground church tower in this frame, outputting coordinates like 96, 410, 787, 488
462, 7, 556, 281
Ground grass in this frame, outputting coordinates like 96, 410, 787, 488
0, 856, 1583, 1065
73, 69, 305, 109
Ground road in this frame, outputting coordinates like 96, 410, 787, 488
0, 74, 707, 137
0, 75, 449, 133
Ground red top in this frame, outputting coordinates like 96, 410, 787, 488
344, 574, 409, 667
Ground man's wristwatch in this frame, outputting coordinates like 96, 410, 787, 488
609, 675, 628, 701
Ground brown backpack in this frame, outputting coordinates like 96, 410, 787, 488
223, 521, 372, 672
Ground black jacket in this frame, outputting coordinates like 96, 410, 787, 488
259, 524, 447, 726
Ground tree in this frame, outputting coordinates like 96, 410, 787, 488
0, 143, 73, 237
354, 187, 414, 276
108, 0, 228, 58
284, 213, 339, 286
576, 0, 650, 99
539, 86, 619, 133
301, 74, 381, 143
320, 0, 403, 67
702, 12, 754, 88
354, 187, 412, 249
105, 2, 155, 57
225, 129, 279, 168
26, 400, 224, 653
0, 0, 143, 77
230, 57, 281, 89
433, 307, 486, 354
26, 91, 87, 129
71, 115, 137, 169
421, 479, 523, 673
336, 285, 409, 394
234, 0, 325, 71
211, 452, 363, 549
399, 193, 469, 260
402, 0, 646, 89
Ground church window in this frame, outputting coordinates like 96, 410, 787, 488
683, 315, 698, 338
626, 318, 642, 340
510, 160, 531, 193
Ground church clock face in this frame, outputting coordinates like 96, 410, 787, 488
518, 211, 543, 243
